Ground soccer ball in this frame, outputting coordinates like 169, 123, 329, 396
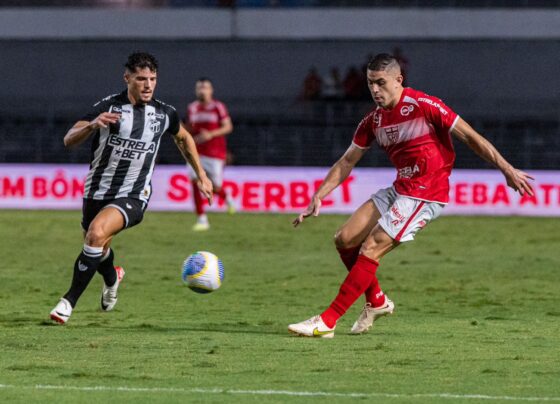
182, 251, 224, 293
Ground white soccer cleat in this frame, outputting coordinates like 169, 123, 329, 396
192, 215, 210, 231
226, 198, 236, 215
288, 315, 335, 338
192, 222, 210, 231
50, 298, 73, 324
101, 266, 125, 312
350, 298, 395, 335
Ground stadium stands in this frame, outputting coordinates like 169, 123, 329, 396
1, 97, 558, 169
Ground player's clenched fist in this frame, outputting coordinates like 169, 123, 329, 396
91, 112, 121, 129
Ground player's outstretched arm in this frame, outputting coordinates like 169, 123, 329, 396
452, 117, 534, 196
63, 112, 121, 147
173, 124, 214, 204
293, 144, 366, 227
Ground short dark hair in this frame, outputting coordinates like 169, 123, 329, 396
125, 52, 158, 72
196, 77, 213, 84
367, 53, 400, 72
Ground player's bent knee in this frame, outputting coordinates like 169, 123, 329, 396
334, 227, 362, 249
85, 226, 108, 247
334, 228, 355, 249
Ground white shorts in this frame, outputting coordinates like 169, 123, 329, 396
188, 156, 225, 188
371, 186, 444, 243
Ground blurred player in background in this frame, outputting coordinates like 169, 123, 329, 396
185, 78, 234, 231
49, 52, 213, 324
289, 53, 534, 338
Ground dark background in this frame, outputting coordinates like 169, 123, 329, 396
1, 1, 558, 170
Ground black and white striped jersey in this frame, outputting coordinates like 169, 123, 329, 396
80, 91, 180, 203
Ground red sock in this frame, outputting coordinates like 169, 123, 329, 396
366, 278, 386, 308
214, 188, 227, 202
321, 255, 379, 328
192, 181, 205, 215
337, 246, 360, 271
337, 246, 385, 307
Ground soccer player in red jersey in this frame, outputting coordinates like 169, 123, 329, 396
288, 53, 534, 338
185, 78, 234, 231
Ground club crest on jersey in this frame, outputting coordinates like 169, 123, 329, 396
400, 105, 414, 116
149, 119, 161, 134
385, 126, 400, 144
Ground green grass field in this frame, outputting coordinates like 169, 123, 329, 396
0, 210, 559, 403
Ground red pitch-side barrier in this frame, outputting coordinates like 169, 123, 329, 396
0, 164, 557, 216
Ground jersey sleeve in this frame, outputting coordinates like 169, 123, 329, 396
79, 97, 113, 122
165, 107, 181, 136
215, 101, 230, 121
418, 95, 459, 133
352, 113, 375, 149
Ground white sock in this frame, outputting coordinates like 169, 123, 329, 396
197, 214, 208, 224
100, 248, 111, 262
82, 244, 103, 258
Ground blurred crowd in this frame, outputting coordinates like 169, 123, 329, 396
301, 48, 409, 102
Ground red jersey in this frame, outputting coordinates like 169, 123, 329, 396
186, 100, 230, 160
353, 87, 459, 203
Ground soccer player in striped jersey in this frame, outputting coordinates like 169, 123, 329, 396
185, 78, 234, 231
49, 52, 213, 324
288, 53, 534, 338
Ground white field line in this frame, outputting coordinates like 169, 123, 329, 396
0, 384, 559, 401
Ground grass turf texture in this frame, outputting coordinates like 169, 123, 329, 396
0, 210, 559, 403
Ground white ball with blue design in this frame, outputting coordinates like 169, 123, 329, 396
182, 251, 224, 293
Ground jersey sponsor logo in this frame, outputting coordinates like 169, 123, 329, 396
398, 164, 420, 179
108, 134, 156, 160
418, 97, 448, 115
385, 126, 400, 144
390, 205, 405, 225
400, 105, 414, 116
110, 105, 123, 114
147, 111, 165, 120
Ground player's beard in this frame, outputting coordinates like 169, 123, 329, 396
139, 91, 153, 104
